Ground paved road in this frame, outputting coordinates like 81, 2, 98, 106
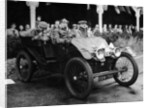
7, 56, 143, 107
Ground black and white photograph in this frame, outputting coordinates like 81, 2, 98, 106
5, 0, 143, 107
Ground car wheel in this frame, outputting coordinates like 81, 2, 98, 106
64, 57, 93, 99
16, 50, 34, 82
113, 52, 139, 87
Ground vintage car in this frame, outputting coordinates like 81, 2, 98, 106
16, 29, 139, 99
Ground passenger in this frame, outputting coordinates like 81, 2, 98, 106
32, 21, 49, 41
70, 24, 78, 38
59, 18, 70, 38
25, 24, 30, 31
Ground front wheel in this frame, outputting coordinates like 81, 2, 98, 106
113, 52, 139, 87
16, 50, 34, 82
64, 57, 93, 99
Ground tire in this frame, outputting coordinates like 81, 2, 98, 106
16, 50, 34, 82
64, 57, 93, 99
113, 52, 139, 87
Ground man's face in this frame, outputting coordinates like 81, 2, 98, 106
19, 25, 23, 30
37, 17, 41, 21
55, 21, 60, 26
11, 24, 16, 29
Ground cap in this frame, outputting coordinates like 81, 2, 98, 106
61, 18, 69, 23
78, 20, 87, 25
72, 24, 77, 27
38, 21, 48, 29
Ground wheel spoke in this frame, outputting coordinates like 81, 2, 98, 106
68, 62, 89, 94
115, 55, 134, 83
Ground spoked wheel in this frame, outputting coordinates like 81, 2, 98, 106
65, 57, 93, 99
113, 52, 139, 87
16, 51, 34, 82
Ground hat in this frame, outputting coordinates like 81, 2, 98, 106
72, 24, 77, 27
61, 18, 69, 23
38, 21, 48, 29
78, 20, 87, 25
78, 20, 88, 29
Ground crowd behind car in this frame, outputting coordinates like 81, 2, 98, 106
7, 17, 143, 41
6, 17, 143, 58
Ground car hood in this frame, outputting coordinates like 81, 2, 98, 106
71, 37, 109, 59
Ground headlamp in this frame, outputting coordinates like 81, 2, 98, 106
114, 47, 121, 57
95, 48, 105, 61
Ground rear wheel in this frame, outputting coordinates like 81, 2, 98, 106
113, 52, 139, 87
16, 51, 34, 82
64, 57, 93, 99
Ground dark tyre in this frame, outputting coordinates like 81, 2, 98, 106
64, 57, 93, 99
16, 50, 34, 82
113, 52, 139, 87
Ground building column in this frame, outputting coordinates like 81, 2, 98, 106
135, 9, 140, 31
97, 5, 104, 33
26, 2, 39, 29
132, 7, 141, 32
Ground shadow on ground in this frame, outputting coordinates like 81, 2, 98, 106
7, 73, 143, 107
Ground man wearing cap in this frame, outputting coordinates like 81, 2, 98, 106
75, 20, 88, 38
59, 18, 69, 37
56, 18, 70, 43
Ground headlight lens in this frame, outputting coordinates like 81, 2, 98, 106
96, 48, 105, 61
114, 48, 121, 57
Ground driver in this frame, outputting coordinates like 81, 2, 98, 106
75, 20, 88, 38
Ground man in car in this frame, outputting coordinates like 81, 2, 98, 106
56, 18, 70, 43
75, 20, 88, 38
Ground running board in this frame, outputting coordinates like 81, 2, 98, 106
93, 70, 120, 78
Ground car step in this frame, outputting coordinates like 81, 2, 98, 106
93, 70, 119, 78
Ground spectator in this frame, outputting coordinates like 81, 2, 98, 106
131, 25, 136, 34
7, 23, 19, 37
19, 25, 24, 32
108, 24, 113, 33
124, 25, 129, 33
54, 20, 60, 30
50, 24, 54, 30
36, 16, 42, 27
72, 24, 77, 30
25, 24, 30, 31
128, 25, 132, 34
118, 25, 123, 34
93, 24, 101, 36
113, 24, 119, 33
103, 24, 108, 33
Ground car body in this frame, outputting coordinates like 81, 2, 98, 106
16, 32, 139, 99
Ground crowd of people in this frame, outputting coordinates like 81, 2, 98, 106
7, 16, 143, 44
